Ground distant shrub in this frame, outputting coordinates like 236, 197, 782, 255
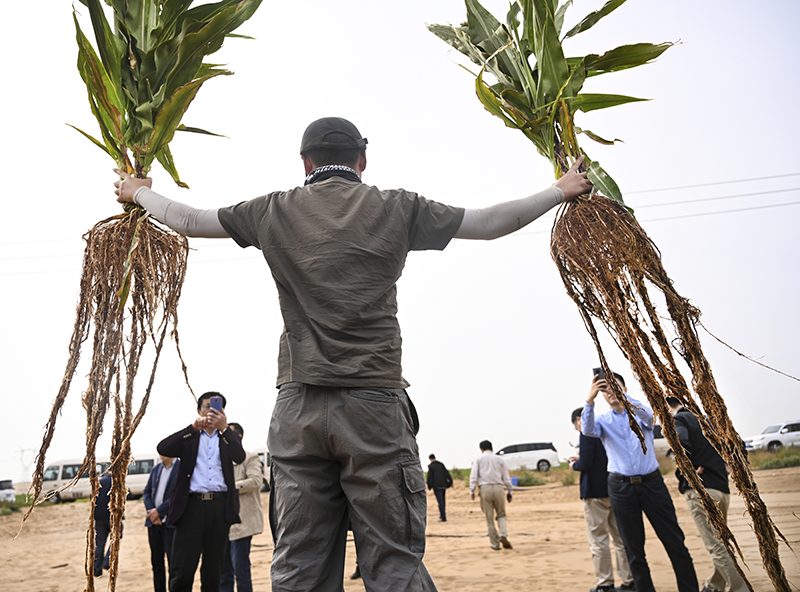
560, 471, 577, 486
759, 454, 800, 469
516, 470, 546, 487
449, 467, 471, 482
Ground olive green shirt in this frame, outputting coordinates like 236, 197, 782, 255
218, 177, 464, 388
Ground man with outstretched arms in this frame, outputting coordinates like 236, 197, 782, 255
115, 117, 592, 592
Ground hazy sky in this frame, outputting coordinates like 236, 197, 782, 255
1, 0, 798, 485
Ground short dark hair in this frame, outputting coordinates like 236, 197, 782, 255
666, 396, 682, 408
303, 147, 363, 169
479, 440, 493, 451
612, 372, 625, 386
429, 454, 436, 460
197, 391, 226, 411
571, 407, 583, 424
228, 422, 244, 437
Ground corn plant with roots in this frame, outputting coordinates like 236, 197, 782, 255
23, 2, 263, 591
429, 1, 791, 590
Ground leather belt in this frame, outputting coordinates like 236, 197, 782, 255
609, 469, 661, 484
189, 491, 227, 501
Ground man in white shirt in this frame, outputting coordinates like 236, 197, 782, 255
469, 440, 514, 550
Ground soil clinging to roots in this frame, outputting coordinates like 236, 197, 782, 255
550, 193, 791, 592
22, 207, 190, 592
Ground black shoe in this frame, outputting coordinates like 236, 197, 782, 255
590, 586, 615, 592
438, 517, 447, 522
350, 565, 361, 580
499, 536, 512, 549
617, 584, 637, 591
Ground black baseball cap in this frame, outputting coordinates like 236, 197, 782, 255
300, 117, 368, 154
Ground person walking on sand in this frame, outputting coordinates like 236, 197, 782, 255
470, 440, 514, 550
114, 116, 591, 591
427, 454, 453, 522
569, 408, 634, 592
143, 455, 180, 592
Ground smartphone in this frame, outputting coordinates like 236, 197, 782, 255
209, 396, 223, 413
592, 367, 605, 381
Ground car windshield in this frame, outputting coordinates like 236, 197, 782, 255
762, 425, 781, 434
0, 480, 12, 489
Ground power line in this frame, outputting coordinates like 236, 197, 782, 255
627, 172, 800, 194
634, 187, 799, 209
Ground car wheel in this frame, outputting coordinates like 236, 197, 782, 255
47, 491, 61, 504
767, 441, 783, 453
666, 449, 674, 458
537, 460, 551, 472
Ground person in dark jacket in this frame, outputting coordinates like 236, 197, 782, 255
426, 454, 453, 522
569, 407, 634, 592
93, 473, 114, 577
667, 397, 747, 592
143, 455, 181, 592
157, 391, 246, 592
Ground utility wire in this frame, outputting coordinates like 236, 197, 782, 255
627, 172, 800, 194
633, 187, 799, 209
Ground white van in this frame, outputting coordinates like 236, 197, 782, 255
42, 453, 159, 502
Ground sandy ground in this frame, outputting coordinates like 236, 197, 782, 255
2, 466, 799, 592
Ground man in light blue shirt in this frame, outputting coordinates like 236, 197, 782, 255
582, 372, 698, 592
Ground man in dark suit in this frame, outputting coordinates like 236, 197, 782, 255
143, 455, 181, 592
426, 454, 453, 522
93, 473, 114, 578
157, 391, 245, 592
569, 407, 634, 592
667, 397, 747, 592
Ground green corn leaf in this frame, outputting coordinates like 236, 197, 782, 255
563, 0, 627, 40
177, 124, 228, 137
66, 124, 113, 157
156, 144, 190, 188
526, 0, 569, 106
74, 15, 125, 143
571, 93, 647, 113
576, 127, 622, 145
585, 42, 673, 76
157, 0, 263, 106
84, 0, 125, 93
587, 159, 626, 206
143, 71, 231, 168
476, 70, 519, 129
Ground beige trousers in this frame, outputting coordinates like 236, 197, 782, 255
583, 497, 633, 587
684, 488, 748, 592
478, 484, 508, 548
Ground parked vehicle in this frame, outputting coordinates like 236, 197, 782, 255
0, 479, 16, 503
496, 442, 559, 472
743, 421, 800, 452
42, 453, 159, 502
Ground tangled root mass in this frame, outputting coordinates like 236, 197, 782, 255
22, 208, 190, 592
551, 194, 791, 592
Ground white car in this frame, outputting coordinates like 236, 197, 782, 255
496, 442, 560, 472
0, 479, 16, 503
743, 421, 800, 452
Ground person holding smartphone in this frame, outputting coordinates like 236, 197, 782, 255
157, 391, 245, 592
582, 372, 698, 592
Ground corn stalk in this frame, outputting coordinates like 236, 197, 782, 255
429, 2, 791, 590
23, 2, 263, 591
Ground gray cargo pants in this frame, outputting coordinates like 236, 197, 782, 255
267, 382, 436, 592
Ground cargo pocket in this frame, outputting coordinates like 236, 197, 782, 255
399, 459, 427, 555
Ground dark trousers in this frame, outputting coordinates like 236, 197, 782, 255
94, 520, 111, 576
169, 497, 230, 592
433, 488, 447, 520
220, 537, 253, 592
608, 473, 698, 592
148, 524, 175, 592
